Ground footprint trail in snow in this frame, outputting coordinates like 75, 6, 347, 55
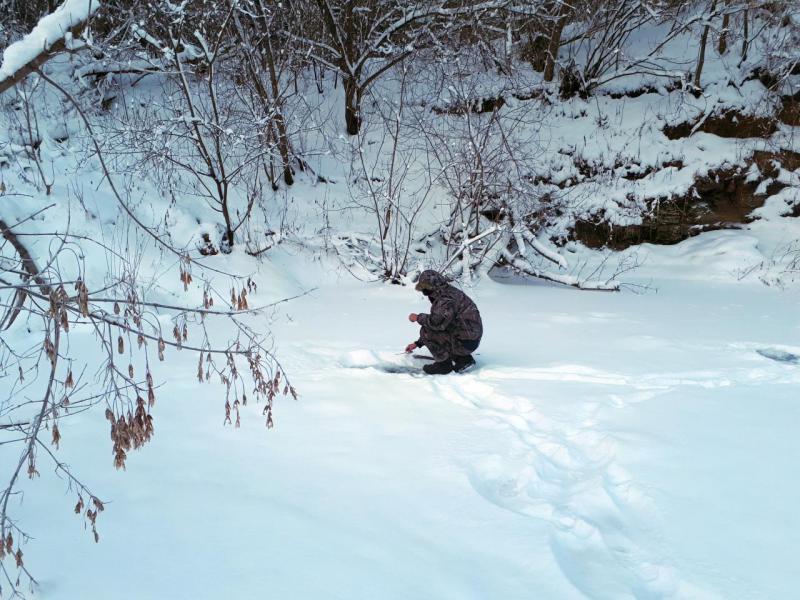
433, 369, 705, 600
314, 345, 800, 599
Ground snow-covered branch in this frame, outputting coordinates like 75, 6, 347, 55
503, 250, 620, 291
0, 0, 101, 94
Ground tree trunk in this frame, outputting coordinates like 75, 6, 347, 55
543, 8, 567, 83
218, 182, 234, 251
221, 209, 235, 252
694, 0, 717, 90
273, 113, 293, 186
718, 9, 729, 55
231, 10, 294, 188
740, 9, 749, 65
344, 78, 362, 135
526, 30, 549, 72
263, 35, 294, 186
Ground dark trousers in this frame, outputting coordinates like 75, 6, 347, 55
420, 327, 481, 362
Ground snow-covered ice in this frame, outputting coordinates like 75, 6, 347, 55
5, 240, 799, 599
1, 7, 799, 598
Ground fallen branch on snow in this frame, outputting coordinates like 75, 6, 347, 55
503, 250, 620, 291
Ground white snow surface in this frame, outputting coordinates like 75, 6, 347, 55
3, 239, 799, 600
0, 0, 100, 82
1, 12, 799, 599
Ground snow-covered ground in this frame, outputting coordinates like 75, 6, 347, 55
2, 8, 800, 599
7, 232, 799, 600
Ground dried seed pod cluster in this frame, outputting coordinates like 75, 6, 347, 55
179, 265, 193, 291
106, 395, 155, 471
202, 288, 214, 309
75, 280, 89, 317
230, 286, 249, 310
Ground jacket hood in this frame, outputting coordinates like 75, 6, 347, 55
415, 270, 448, 292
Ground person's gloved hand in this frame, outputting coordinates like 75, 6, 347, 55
405, 342, 417, 353
408, 313, 418, 322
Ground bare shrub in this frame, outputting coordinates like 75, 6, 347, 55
0, 203, 296, 595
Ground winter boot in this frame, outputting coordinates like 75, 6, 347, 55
452, 355, 476, 373
423, 359, 454, 375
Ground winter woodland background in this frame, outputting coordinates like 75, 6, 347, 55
0, 1, 799, 598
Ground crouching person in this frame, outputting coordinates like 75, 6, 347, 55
405, 270, 483, 375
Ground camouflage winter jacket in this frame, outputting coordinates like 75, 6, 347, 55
414, 270, 483, 341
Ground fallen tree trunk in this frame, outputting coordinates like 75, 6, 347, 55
0, 0, 101, 95
503, 250, 620, 291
